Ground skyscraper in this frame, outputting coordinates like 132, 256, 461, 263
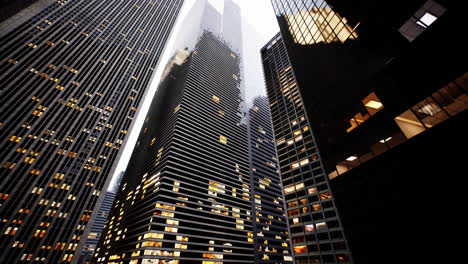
268, 0, 466, 263
78, 171, 124, 264
247, 96, 294, 263
78, 191, 117, 264
0, 1, 183, 263
93, 1, 264, 263
261, 33, 352, 264
0, 0, 38, 22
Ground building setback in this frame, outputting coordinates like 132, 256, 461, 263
261, 33, 352, 264
247, 96, 294, 263
78, 191, 117, 264
93, 1, 263, 263
0, 0, 183, 263
268, 0, 467, 263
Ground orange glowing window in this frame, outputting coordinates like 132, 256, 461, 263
293, 245, 307, 254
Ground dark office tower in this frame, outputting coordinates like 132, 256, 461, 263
0, 0, 38, 22
269, 0, 467, 263
0, 0, 183, 263
78, 191, 117, 264
247, 96, 294, 264
93, 1, 257, 263
261, 33, 352, 264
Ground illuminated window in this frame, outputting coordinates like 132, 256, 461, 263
312, 204, 321, 211
316, 222, 327, 230
290, 162, 300, 169
277, 138, 285, 145
293, 245, 307, 254
212, 95, 220, 103
219, 135, 227, 144
304, 224, 314, 232
9, 136, 22, 143
347, 92, 383, 132
284, 182, 304, 194
320, 192, 332, 200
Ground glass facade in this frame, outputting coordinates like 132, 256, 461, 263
248, 97, 294, 263
261, 33, 352, 264
93, 1, 279, 263
78, 191, 117, 264
0, 0, 183, 263
271, 0, 359, 45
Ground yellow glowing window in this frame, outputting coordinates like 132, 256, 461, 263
299, 159, 309, 166
143, 233, 164, 239
219, 135, 227, 144
9, 136, 22, 142
212, 95, 220, 103
290, 162, 300, 169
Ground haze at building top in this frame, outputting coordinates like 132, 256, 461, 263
108, 0, 280, 190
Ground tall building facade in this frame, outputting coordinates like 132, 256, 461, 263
93, 1, 267, 263
79, 191, 117, 264
79, 171, 124, 264
247, 96, 294, 264
269, 0, 467, 263
261, 34, 352, 264
0, 0, 37, 22
269, 0, 466, 177
0, 0, 184, 263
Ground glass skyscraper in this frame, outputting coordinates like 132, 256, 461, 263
93, 1, 273, 263
248, 96, 294, 264
261, 33, 352, 264
0, 0, 183, 263
267, 0, 466, 263
78, 191, 117, 264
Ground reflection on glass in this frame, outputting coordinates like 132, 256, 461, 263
394, 109, 426, 139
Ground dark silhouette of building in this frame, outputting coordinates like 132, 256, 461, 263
0, 0, 183, 263
268, 0, 467, 263
248, 96, 294, 263
261, 34, 352, 264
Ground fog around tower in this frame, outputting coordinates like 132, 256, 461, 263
109, 0, 279, 190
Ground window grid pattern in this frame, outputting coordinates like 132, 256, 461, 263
0, 0, 183, 263
95, 31, 256, 264
261, 33, 352, 264
248, 97, 294, 263
271, 0, 359, 45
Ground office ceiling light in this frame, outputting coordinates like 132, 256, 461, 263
365, 100, 383, 109
417, 12, 438, 28
346, 156, 357, 161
